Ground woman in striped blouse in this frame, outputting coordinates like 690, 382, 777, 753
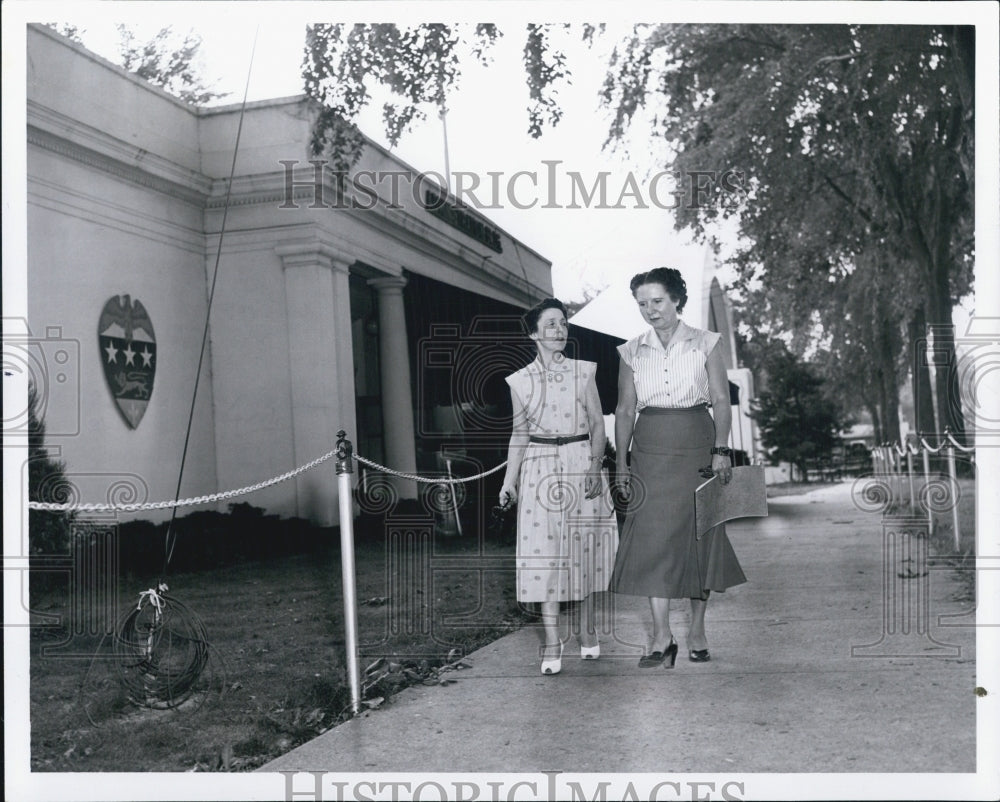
611, 268, 746, 668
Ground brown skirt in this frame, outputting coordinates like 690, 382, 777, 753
611, 405, 747, 599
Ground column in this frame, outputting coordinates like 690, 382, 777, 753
277, 243, 355, 525
330, 258, 359, 460
368, 275, 418, 500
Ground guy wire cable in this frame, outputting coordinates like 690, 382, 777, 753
163, 28, 260, 572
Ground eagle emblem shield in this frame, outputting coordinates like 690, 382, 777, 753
99, 295, 156, 428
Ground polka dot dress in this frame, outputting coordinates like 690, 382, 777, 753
505, 358, 618, 603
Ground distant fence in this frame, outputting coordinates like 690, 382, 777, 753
867, 429, 974, 551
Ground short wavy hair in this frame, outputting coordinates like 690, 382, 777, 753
523, 297, 568, 335
629, 267, 687, 313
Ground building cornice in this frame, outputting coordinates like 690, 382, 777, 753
202, 171, 546, 304
28, 104, 211, 206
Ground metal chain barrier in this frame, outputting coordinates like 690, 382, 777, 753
28, 444, 508, 513
946, 431, 975, 453
27, 447, 343, 512
865, 430, 973, 552
353, 454, 507, 484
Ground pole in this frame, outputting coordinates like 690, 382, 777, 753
892, 445, 902, 510
944, 429, 961, 552
920, 435, 932, 535
335, 430, 361, 715
906, 446, 915, 513
440, 104, 451, 193
445, 456, 463, 537
882, 443, 896, 509
891, 445, 902, 510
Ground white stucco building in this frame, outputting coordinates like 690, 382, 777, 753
25, 25, 557, 526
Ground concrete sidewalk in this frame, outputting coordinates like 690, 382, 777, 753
263, 482, 976, 774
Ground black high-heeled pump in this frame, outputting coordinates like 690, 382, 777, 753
638, 637, 678, 668
664, 638, 679, 668
688, 648, 711, 663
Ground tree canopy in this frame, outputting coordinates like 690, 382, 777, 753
115, 25, 229, 105
301, 22, 975, 442
600, 24, 972, 440
46, 23, 229, 105
303, 23, 592, 171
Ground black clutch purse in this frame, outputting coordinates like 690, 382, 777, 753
489, 499, 517, 540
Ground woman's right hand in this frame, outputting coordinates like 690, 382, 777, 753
498, 483, 518, 508
613, 465, 631, 494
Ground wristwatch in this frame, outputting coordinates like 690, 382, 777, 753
710, 446, 733, 456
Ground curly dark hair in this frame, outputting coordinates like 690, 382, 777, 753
629, 267, 687, 312
523, 297, 568, 334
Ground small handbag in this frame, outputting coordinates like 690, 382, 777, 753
488, 499, 517, 540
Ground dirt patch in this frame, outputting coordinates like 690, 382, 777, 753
29, 522, 527, 772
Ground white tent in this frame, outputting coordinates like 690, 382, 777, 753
567, 261, 709, 341
568, 282, 649, 340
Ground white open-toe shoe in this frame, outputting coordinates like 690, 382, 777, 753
541, 643, 564, 675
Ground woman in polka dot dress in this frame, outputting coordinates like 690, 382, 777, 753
499, 298, 618, 675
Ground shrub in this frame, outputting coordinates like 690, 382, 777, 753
28, 381, 75, 596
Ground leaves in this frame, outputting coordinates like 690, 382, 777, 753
303, 22, 592, 167
596, 23, 972, 436
359, 650, 473, 705
115, 25, 228, 105
304, 23, 467, 168
523, 24, 571, 138
43, 23, 85, 44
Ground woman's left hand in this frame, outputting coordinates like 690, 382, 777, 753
712, 453, 733, 485
584, 463, 603, 498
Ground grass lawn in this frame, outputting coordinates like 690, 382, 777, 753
29, 517, 526, 772
928, 476, 976, 601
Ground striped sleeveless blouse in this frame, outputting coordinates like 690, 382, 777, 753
617, 321, 721, 410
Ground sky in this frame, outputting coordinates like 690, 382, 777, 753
48, 12, 731, 309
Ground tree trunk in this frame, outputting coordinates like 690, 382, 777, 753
866, 402, 883, 445
875, 321, 902, 444
928, 267, 966, 444
910, 306, 937, 438
882, 371, 901, 443
875, 152, 967, 446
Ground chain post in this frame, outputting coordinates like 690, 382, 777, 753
335, 430, 361, 716
444, 456, 464, 537
944, 428, 961, 552
905, 443, 915, 513
919, 433, 933, 535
